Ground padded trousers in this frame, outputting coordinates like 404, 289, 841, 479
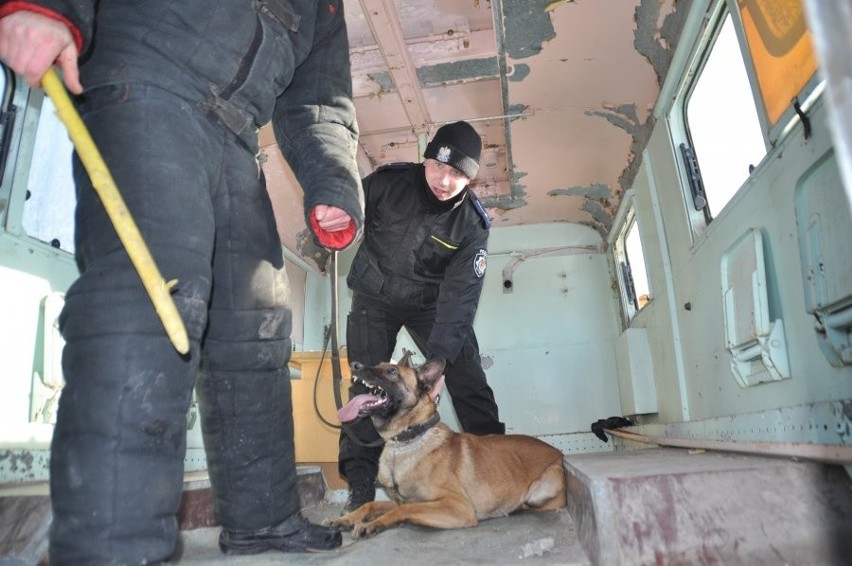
50, 84, 299, 564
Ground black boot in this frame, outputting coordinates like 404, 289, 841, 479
219, 511, 342, 555
344, 479, 376, 513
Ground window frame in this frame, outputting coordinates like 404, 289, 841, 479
610, 190, 651, 325
668, 0, 823, 239
1, 66, 33, 236
0, 65, 76, 258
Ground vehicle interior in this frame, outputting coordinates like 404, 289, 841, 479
1, 0, 850, 563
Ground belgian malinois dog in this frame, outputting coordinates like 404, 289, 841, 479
329, 354, 567, 538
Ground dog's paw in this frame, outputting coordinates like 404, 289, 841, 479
352, 521, 385, 539
324, 516, 354, 531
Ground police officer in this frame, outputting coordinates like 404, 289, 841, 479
340, 121, 505, 511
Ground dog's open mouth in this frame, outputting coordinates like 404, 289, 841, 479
337, 377, 390, 423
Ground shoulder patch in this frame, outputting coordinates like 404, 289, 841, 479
473, 249, 487, 278
375, 162, 416, 173
467, 191, 491, 229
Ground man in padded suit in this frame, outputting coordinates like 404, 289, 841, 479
339, 121, 505, 511
0, 1, 363, 562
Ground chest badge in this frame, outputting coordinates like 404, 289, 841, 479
473, 249, 487, 278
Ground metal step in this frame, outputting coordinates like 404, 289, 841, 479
564, 447, 852, 564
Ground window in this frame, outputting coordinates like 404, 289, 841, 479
22, 96, 76, 253
625, 219, 650, 310
614, 206, 651, 322
0, 66, 76, 253
684, 12, 766, 219
675, 0, 819, 227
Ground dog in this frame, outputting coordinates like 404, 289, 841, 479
328, 354, 567, 538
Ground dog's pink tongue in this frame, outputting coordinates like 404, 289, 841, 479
337, 394, 378, 423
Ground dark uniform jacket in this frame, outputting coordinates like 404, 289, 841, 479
347, 162, 490, 362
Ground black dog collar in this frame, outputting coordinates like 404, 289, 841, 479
391, 413, 441, 443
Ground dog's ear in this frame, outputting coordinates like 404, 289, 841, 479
398, 350, 414, 368
428, 374, 445, 401
419, 358, 446, 399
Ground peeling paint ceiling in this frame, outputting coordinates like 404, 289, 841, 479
263, 0, 689, 260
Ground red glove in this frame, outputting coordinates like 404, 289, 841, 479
309, 206, 356, 250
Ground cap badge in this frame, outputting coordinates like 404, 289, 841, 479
437, 146, 452, 163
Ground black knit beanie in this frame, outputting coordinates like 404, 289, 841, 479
423, 121, 482, 179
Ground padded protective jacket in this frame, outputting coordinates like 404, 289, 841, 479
347, 162, 490, 362
7, 0, 364, 242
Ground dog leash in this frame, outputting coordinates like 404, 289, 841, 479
315, 251, 383, 448
329, 250, 344, 409
309, 322, 383, 447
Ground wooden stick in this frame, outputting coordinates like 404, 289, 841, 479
42, 69, 189, 355
605, 427, 852, 465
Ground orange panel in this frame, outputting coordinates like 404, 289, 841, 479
738, 0, 818, 126
290, 351, 350, 463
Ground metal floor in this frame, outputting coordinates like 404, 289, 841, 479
179, 497, 590, 565
9, 447, 848, 564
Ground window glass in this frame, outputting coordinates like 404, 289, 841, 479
614, 208, 651, 321
737, 0, 817, 127
22, 96, 76, 253
625, 219, 650, 310
686, 13, 766, 218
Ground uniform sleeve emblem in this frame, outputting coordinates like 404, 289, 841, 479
473, 249, 487, 278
